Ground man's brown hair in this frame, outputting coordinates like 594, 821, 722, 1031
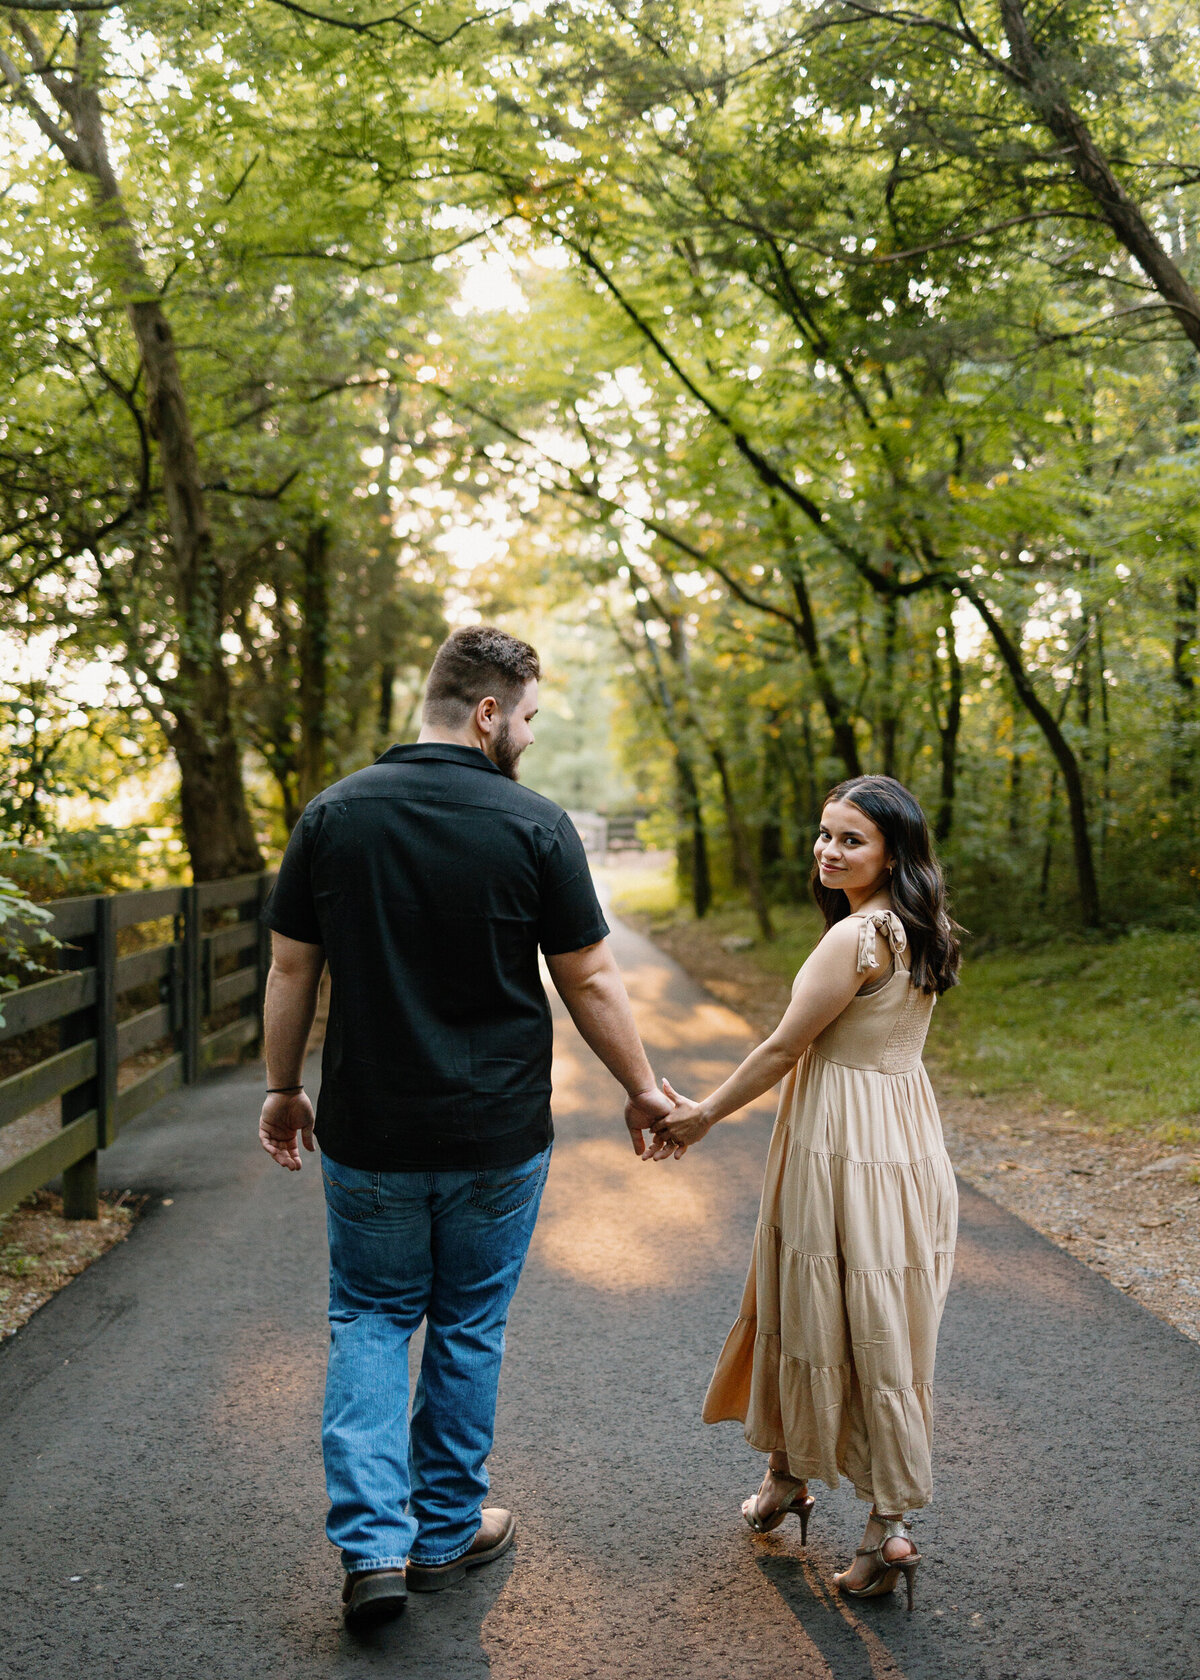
422, 625, 541, 726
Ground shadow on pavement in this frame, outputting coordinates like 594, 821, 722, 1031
318, 1559, 509, 1675
756, 1553, 879, 1679
756, 1550, 990, 1680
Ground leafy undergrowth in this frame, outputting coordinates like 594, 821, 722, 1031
604, 865, 1198, 1142
0, 1190, 143, 1340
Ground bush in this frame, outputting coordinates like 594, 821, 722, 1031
0, 860, 60, 1026
0, 826, 177, 900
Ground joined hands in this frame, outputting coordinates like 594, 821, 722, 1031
626, 1077, 715, 1162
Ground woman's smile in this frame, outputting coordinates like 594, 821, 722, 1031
813, 799, 894, 907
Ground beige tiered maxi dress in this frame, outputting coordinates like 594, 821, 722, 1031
702, 910, 957, 1515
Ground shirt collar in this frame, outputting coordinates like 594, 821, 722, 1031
374, 741, 506, 777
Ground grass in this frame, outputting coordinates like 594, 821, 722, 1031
605, 866, 1199, 1141
930, 929, 1199, 1139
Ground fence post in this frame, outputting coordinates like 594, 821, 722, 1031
94, 895, 118, 1149
182, 884, 202, 1083
60, 897, 100, 1220
255, 873, 271, 1055
168, 904, 185, 1040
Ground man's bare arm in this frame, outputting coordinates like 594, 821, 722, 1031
545, 939, 672, 1155
259, 931, 325, 1171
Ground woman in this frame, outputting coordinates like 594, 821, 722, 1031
650, 776, 961, 1611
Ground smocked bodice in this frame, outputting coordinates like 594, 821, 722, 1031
802, 910, 935, 1074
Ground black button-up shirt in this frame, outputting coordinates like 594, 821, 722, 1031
262, 743, 608, 1171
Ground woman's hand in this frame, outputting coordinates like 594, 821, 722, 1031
644, 1077, 716, 1161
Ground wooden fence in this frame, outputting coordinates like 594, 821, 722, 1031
0, 871, 275, 1221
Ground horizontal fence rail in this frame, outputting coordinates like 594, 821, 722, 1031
0, 871, 275, 1220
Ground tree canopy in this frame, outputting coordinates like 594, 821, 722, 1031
1, 0, 1196, 930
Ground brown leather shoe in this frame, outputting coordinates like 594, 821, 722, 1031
405, 1508, 516, 1593
342, 1567, 408, 1629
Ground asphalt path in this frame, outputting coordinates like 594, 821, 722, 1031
1, 912, 1198, 1680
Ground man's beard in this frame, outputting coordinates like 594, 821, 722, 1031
488, 716, 524, 781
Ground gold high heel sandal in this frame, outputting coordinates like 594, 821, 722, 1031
741, 1471, 816, 1545
836, 1515, 921, 1613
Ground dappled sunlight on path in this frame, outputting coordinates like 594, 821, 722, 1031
534, 1135, 732, 1292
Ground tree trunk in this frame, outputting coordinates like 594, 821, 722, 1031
172, 704, 264, 881
710, 743, 774, 940
241, 584, 301, 832
370, 391, 406, 758
654, 585, 775, 937
956, 580, 1101, 925
760, 732, 784, 879
675, 752, 712, 920
1170, 572, 1197, 798
1039, 770, 1059, 910
19, 21, 261, 878
932, 607, 962, 843
376, 661, 396, 753
1096, 613, 1112, 858
799, 703, 819, 819
1007, 702, 1024, 845
783, 562, 863, 778
878, 596, 900, 778
298, 523, 331, 807
619, 602, 712, 918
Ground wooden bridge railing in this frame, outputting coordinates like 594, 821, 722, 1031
0, 871, 275, 1220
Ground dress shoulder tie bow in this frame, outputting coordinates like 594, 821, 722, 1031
855, 910, 908, 974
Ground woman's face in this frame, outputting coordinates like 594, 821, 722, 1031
814, 800, 891, 898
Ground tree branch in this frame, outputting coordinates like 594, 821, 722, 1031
264, 0, 515, 46
561, 234, 939, 597
864, 208, 1105, 262
203, 468, 302, 502
0, 0, 117, 9
0, 40, 87, 169
434, 378, 810, 629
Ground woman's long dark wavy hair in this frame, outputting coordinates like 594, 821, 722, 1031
811, 775, 963, 994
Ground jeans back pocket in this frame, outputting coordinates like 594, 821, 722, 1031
321, 1161, 382, 1223
468, 1148, 550, 1218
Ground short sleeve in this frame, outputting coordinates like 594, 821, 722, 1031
261, 807, 323, 945
537, 814, 609, 956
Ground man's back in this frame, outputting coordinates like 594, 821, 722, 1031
263, 742, 607, 1171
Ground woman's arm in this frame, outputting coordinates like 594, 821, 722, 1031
646, 918, 868, 1158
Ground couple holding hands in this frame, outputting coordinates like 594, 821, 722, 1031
258, 626, 960, 1630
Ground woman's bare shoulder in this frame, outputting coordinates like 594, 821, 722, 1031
804, 917, 863, 970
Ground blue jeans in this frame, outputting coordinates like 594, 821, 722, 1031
321, 1146, 551, 1573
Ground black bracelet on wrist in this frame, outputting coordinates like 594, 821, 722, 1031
266, 1085, 304, 1094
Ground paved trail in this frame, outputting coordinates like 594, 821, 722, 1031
1, 914, 1198, 1680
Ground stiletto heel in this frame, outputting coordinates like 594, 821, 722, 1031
742, 1471, 816, 1544
835, 1514, 921, 1613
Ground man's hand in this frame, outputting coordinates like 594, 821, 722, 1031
624, 1085, 674, 1158
259, 1089, 316, 1171
644, 1077, 716, 1161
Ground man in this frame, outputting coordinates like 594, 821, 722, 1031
258, 625, 673, 1629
